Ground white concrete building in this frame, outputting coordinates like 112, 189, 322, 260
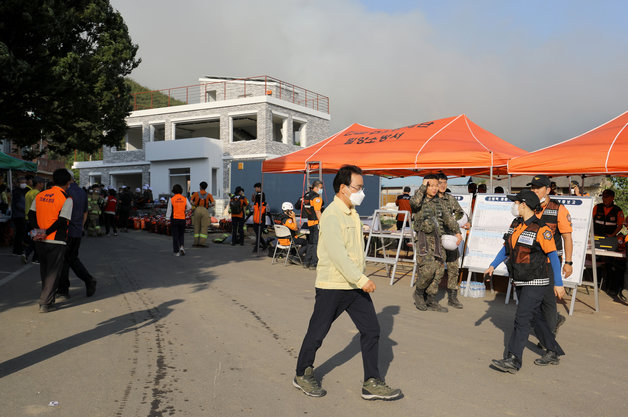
74, 75, 330, 205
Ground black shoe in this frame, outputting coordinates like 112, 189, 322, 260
86, 280, 97, 297
555, 314, 566, 335
39, 304, 58, 313
302, 263, 310, 269
491, 354, 521, 373
534, 350, 560, 366
56, 292, 70, 300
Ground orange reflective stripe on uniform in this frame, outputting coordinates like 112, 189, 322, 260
35, 186, 68, 241
171, 195, 187, 220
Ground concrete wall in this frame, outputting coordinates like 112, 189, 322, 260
77, 164, 151, 189
82, 93, 331, 204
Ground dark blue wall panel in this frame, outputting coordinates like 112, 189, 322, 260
230, 160, 380, 216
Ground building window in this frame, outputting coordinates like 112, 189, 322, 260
231, 114, 257, 142
150, 123, 165, 141
89, 175, 101, 185
293, 120, 306, 146
174, 118, 220, 140
169, 168, 190, 196
125, 126, 143, 150
206, 90, 217, 102
211, 168, 218, 196
272, 114, 287, 143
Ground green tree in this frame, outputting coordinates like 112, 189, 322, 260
610, 177, 628, 214
0, 0, 140, 156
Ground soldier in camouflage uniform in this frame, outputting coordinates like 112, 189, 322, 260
437, 173, 471, 309
410, 174, 462, 312
87, 187, 104, 237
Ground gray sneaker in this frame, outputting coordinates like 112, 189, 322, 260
361, 378, 402, 400
293, 366, 326, 397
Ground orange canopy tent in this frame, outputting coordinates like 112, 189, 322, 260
262, 114, 527, 177
508, 111, 628, 175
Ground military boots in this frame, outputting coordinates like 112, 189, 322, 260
447, 289, 464, 309
426, 294, 448, 312
413, 288, 427, 311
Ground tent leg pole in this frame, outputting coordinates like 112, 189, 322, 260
490, 167, 493, 192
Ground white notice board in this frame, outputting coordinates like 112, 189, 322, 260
462, 194, 594, 285
452, 193, 472, 265
550, 196, 593, 286
463, 194, 512, 276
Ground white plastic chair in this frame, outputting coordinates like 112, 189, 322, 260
272, 224, 301, 265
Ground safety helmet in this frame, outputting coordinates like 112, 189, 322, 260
441, 235, 459, 251
282, 202, 294, 211
457, 213, 468, 228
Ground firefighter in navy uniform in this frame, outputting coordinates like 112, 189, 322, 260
593, 189, 624, 237
486, 190, 565, 373
529, 175, 573, 336
275, 202, 307, 262
302, 180, 324, 269
592, 189, 625, 295
230, 186, 248, 246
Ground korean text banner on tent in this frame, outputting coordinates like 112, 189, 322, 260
262, 115, 526, 177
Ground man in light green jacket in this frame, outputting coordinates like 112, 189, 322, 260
293, 165, 402, 401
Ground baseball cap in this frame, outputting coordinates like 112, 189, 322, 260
508, 189, 541, 209
527, 175, 551, 187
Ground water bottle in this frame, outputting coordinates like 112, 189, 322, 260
459, 281, 467, 296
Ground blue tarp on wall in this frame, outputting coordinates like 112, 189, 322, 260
230, 160, 380, 216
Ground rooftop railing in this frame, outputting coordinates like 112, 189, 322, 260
131, 75, 330, 114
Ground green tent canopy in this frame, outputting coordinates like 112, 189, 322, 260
0, 151, 37, 172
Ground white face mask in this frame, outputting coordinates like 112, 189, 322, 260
539, 196, 546, 204
316, 188, 323, 195
19, 183, 27, 189
510, 202, 520, 217
349, 189, 366, 206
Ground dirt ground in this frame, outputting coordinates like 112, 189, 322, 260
1, 230, 627, 417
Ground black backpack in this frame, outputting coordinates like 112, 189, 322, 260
230, 196, 243, 215
294, 196, 303, 210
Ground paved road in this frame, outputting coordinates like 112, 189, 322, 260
1, 230, 627, 416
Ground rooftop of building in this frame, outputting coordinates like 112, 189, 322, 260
130, 75, 329, 114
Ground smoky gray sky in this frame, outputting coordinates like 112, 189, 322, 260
110, 0, 628, 151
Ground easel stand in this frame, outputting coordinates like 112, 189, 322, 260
566, 226, 599, 315
364, 209, 416, 286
